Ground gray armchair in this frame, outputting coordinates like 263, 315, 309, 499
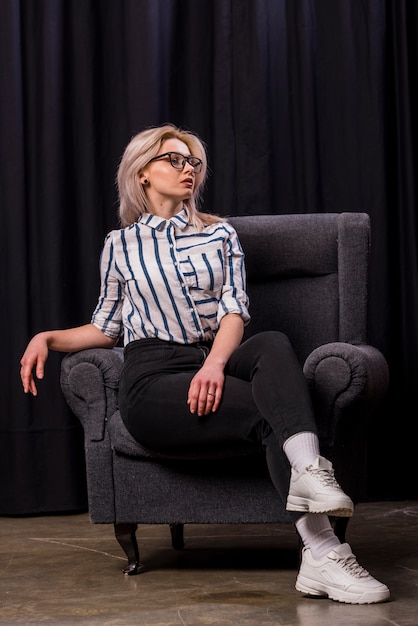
60, 212, 389, 575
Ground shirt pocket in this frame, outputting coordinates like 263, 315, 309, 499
180, 251, 224, 295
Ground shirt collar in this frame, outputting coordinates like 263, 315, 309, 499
138, 207, 190, 231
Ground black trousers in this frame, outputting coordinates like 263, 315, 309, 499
119, 330, 317, 509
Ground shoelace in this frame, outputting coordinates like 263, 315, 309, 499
332, 553, 370, 579
307, 466, 340, 487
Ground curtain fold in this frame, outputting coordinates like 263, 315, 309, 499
1, 0, 417, 513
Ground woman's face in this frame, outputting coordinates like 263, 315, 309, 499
140, 138, 199, 208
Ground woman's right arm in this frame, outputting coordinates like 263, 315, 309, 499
20, 323, 118, 396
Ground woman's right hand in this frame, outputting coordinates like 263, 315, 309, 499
20, 332, 50, 396
20, 323, 118, 396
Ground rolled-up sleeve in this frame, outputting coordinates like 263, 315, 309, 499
91, 233, 124, 339
217, 225, 251, 326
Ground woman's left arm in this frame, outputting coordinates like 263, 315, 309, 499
187, 312, 244, 416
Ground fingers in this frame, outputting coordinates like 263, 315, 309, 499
20, 367, 37, 395
20, 355, 44, 397
35, 362, 45, 381
28, 378, 38, 396
207, 391, 222, 414
20, 335, 49, 397
189, 387, 221, 416
20, 362, 37, 396
188, 366, 225, 415
206, 390, 221, 413
197, 389, 215, 416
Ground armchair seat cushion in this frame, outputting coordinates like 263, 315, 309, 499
108, 410, 263, 461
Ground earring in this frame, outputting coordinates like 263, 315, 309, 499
143, 178, 149, 185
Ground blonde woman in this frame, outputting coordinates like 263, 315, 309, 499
21, 124, 389, 604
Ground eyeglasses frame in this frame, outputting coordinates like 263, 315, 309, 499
147, 151, 203, 173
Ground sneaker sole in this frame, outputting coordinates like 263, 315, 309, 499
286, 496, 353, 517
295, 576, 390, 604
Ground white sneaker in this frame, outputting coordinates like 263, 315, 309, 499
286, 455, 354, 517
296, 543, 390, 604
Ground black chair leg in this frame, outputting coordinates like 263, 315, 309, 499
170, 523, 185, 549
114, 522, 145, 575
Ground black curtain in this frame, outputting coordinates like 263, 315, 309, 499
1, 0, 417, 514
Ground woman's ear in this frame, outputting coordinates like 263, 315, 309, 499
138, 171, 149, 185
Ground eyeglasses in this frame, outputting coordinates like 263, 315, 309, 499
147, 151, 203, 174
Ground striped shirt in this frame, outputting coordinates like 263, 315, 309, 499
91, 208, 250, 345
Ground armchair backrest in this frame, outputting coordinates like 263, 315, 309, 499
229, 213, 370, 363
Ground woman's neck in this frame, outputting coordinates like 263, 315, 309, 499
147, 200, 184, 220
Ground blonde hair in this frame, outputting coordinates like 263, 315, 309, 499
117, 123, 224, 229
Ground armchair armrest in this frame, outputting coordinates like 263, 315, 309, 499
60, 347, 124, 441
303, 342, 389, 444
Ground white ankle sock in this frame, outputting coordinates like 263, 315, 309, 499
283, 431, 320, 472
296, 513, 341, 560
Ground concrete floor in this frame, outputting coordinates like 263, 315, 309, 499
1, 501, 417, 625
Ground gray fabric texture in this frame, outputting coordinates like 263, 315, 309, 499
60, 213, 389, 526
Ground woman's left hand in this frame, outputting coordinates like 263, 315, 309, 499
187, 313, 244, 416
187, 361, 224, 416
